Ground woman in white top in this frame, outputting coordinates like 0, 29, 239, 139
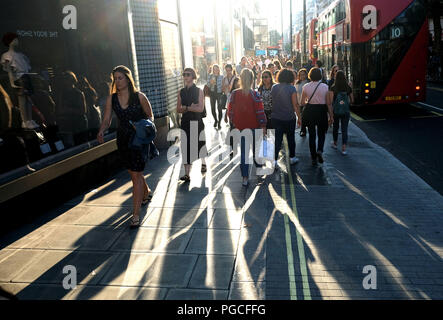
222, 64, 236, 109
295, 68, 309, 136
300, 67, 334, 166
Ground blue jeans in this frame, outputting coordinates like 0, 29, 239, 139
273, 118, 296, 161
333, 113, 350, 145
240, 129, 257, 178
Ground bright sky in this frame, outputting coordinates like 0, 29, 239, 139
257, 0, 304, 31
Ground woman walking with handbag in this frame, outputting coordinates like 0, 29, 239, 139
271, 69, 302, 168
300, 68, 334, 166
329, 70, 353, 155
177, 68, 207, 182
97, 65, 154, 228
207, 64, 224, 129
222, 64, 236, 111
257, 70, 275, 129
295, 68, 309, 137
227, 69, 267, 187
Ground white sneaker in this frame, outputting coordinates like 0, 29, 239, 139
290, 157, 299, 165
342, 150, 348, 156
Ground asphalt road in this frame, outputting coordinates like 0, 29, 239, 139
350, 84, 443, 195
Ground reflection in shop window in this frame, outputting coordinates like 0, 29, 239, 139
0, 0, 131, 175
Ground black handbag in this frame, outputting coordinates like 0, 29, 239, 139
302, 82, 322, 124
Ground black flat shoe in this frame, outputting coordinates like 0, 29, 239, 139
312, 158, 318, 166
180, 174, 190, 182
317, 152, 324, 164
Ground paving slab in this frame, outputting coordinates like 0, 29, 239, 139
12, 250, 118, 286
109, 227, 193, 253
0, 249, 46, 282
188, 255, 235, 289
185, 229, 241, 255
165, 288, 229, 300
0, 283, 72, 300
67, 285, 168, 300
15, 225, 125, 251
98, 253, 198, 288
208, 209, 244, 230
46, 205, 132, 226
142, 207, 215, 229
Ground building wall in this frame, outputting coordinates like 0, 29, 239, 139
129, 0, 183, 131
129, 0, 167, 119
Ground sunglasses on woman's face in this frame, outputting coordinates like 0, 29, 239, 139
183, 73, 192, 77
262, 76, 270, 79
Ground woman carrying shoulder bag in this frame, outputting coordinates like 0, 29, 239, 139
328, 70, 353, 155
227, 69, 267, 187
300, 67, 334, 166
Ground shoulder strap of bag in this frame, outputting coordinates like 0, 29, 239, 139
227, 75, 235, 86
307, 82, 322, 104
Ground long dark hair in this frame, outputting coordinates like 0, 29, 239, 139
230, 77, 240, 94
296, 68, 308, 85
331, 70, 351, 93
258, 70, 274, 92
111, 65, 139, 106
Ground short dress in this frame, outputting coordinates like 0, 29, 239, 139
180, 84, 206, 165
112, 93, 147, 172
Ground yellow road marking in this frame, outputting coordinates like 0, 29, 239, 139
283, 138, 312, 300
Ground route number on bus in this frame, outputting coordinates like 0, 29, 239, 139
391, 26, 404, 39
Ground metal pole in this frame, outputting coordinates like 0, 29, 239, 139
290, 0, 293, 57
303, 0, 306, 65
214, 1, 220, 65
281, 0, 284, 54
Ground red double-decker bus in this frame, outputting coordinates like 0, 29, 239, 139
295, 19, 319, 66
316, 0, 428, 105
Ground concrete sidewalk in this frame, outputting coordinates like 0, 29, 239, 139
0, 116, 442, 300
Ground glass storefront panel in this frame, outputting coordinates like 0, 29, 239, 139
160, 20, 183, 129
0, 0, 132, 175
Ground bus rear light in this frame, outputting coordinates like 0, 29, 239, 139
365, 83, 370, 87
365, 89, 370, 94
416, 86, 420, 90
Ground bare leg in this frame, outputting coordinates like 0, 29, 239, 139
129, 170, 144, 219
143, 178, 151, 198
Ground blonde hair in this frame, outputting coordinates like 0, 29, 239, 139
240, 68, 253, 95
212, 64, 221, 75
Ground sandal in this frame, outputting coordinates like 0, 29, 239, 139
201, 164, 207, 173
142, 191, 153, 205
180, 174, 190, 182
130, 215, 140, 229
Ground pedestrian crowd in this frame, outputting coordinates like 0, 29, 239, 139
96, 55, 354, 228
